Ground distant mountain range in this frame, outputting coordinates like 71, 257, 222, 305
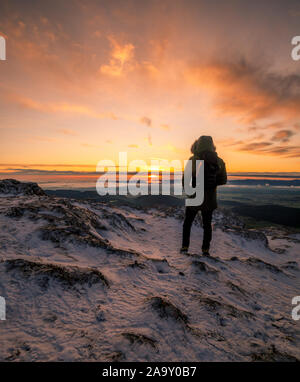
227, 179, 300, 187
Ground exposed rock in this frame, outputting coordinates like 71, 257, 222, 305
214, 209, 269, 247
127, 260, 146, 269
196, 293, 254, 319
251, 344, 299, 362
148, 258, 170, 273
148, 296, 189, 324
226, 281, 248, 296
187, 326, 226, 342
281, 261, 299, 271
0, 179, 46, 196
105, 351, 126, 362
245, 257, 283, 274
100, 210, 136, 231
3, 197, 143, 258
229, 256, 285, 274
43, 312, 58, 323
213, 208, 245, 230
5, 258, 109, 288
192, 260, 219, 274
40, 224, 109, 248
121, 332, 158, 349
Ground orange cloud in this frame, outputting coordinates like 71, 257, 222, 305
224, 138, 300, 158
139, 117, 172, 130
100, 37, 135, 77
186, 59, 300, 125
6, 93, 119, 120
271, 130, 295, 142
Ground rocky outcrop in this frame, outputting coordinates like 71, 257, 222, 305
148, 296, 189, 324
121, 332, 158, 349
0, 179, 46, 196
214, 209, 269, 248
4, 258, 109, 288
250, 344, 299, 362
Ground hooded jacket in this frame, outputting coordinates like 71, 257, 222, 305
184, 150, 227, 211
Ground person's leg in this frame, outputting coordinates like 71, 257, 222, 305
201, 210, 213, 251
182, 207, 198, 249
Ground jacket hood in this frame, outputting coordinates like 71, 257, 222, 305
191, 135, 216, 156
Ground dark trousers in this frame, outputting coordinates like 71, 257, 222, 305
182, 208, 213, 250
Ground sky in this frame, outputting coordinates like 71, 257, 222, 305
0, 0, 300, 174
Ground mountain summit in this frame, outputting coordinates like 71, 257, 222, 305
0, 180, 299, 361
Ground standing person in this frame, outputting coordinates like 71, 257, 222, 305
181, 136, 227, 256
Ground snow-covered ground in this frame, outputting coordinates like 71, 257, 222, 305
0, 181, 299, 361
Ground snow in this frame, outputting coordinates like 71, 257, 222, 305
0, 193, 299, 361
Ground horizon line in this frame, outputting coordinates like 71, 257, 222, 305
0, 164, 300, 175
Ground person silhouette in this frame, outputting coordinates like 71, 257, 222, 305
181, 136, 227, 256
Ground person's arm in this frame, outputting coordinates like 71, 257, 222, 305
216, 158, 227, 185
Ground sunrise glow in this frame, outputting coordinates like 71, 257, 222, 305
0, 0, 299, 175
